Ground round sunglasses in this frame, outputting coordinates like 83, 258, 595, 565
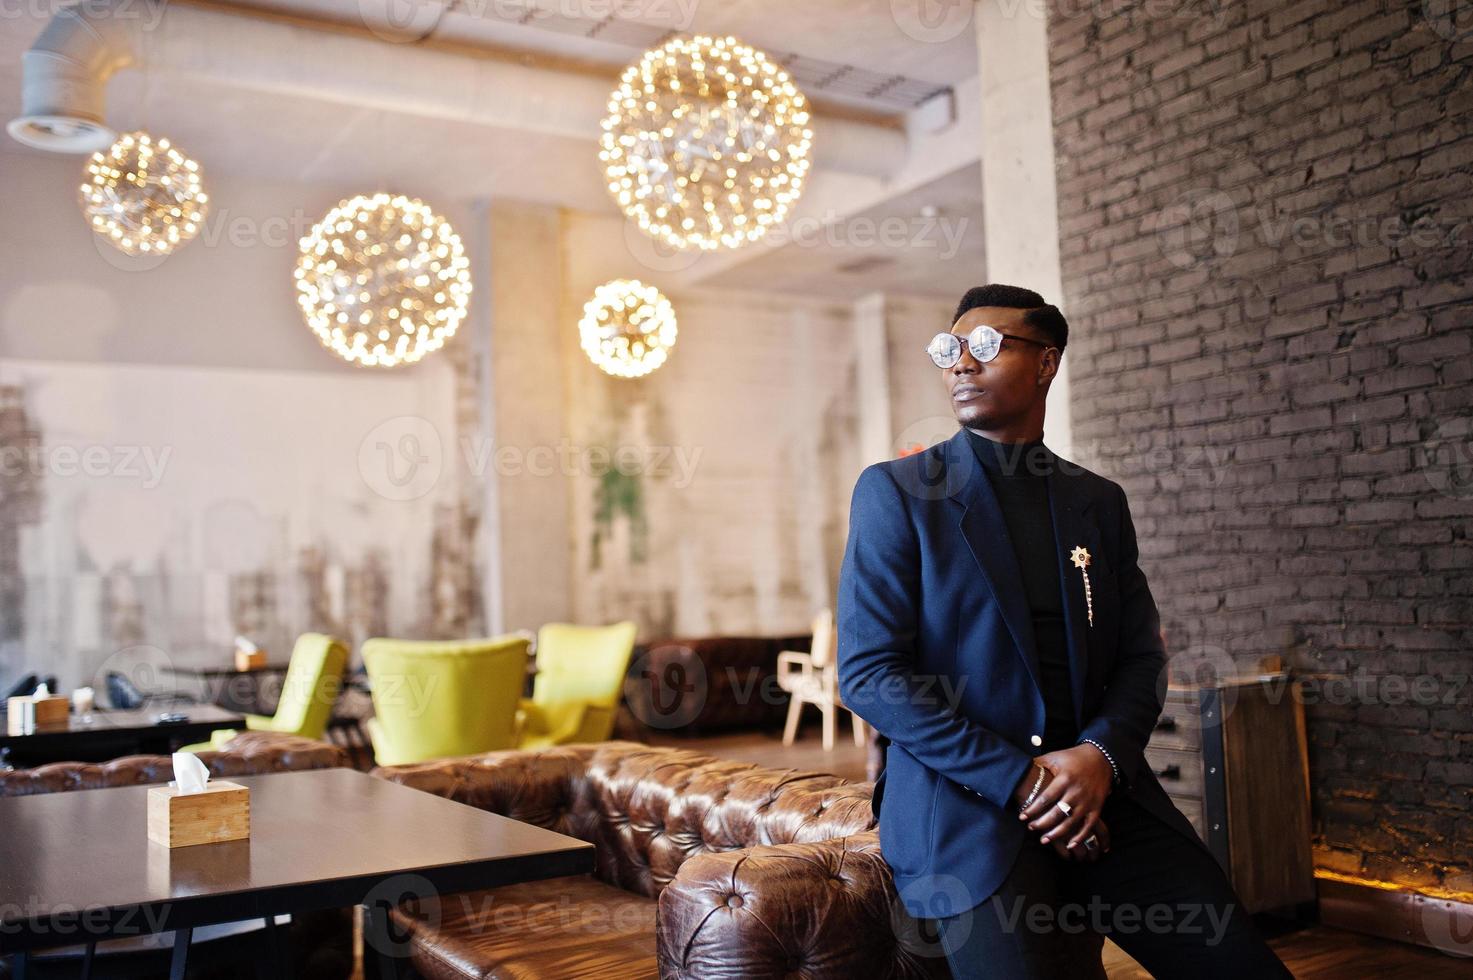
925, 324, 1055, 368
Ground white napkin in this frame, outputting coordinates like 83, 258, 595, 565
234, 635, 259, 654
171, 751, 210, 795
33, 681, 51, 698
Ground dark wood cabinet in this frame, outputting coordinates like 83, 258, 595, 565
1146, 674, 1316, 913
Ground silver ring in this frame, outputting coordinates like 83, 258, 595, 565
1083, 835, 1099, 851
1055, 800, 1072, 816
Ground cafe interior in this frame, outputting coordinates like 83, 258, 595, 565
0, 1, 1468, 977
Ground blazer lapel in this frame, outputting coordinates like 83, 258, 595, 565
946, 429, 1042, 696
1046, 457, 1097, 727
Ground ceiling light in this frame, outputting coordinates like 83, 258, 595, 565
579, 279, 678, 379
79, 131, 208, 256
600, 34, 813, 251
294, 193, 471, 368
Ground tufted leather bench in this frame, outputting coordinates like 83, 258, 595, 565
0, 729, 348, 796
373, 740, 951, 980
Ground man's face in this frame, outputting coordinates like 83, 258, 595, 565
944, 306, 1058, 428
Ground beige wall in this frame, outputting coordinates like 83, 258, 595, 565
483, 202, 573, 635
553, 209, 973, 641
886, 293, 964, 454
0, 147, 486, 689
558, 282, 862, 639
974, 0, 1073, 455
0, 145, 971, 688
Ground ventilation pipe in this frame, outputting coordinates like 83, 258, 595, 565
8, 0, 910, 178
6, 1, 138, 151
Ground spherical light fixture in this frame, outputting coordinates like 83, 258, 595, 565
79, 131, 208, 256
294, 193, 472, 368
599, 34, 813, 251
579, 279, 678, 379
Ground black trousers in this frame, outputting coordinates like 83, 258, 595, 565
924, 792, 1292, 980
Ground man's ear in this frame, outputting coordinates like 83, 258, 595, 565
1038, 348, 1061, 386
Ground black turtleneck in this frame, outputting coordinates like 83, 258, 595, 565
963, 427, 1077, 753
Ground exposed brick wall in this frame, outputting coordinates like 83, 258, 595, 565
1047, 0, 1472, 891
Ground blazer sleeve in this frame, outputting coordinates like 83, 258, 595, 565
837, 463, 1034, 810
1076, 482, 1168, 788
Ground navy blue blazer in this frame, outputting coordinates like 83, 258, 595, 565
836, 428, 1205, 918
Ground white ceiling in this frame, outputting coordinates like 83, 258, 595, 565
0, 7, 616, 208
701, 162, 986, 299
219, 0, 979, 113
0, 0, 986, 298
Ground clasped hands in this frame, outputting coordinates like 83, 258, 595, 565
1011, 744, 1114, 863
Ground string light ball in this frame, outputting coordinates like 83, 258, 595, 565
600, 34, 813, 251
79, 131, 208, 256
294, 193, 472, 368
579, 279, 678, 379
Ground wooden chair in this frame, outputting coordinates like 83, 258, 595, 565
776, 609, 866, 750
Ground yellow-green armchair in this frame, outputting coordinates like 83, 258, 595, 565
515, 621, 637, 750
183, 632, 349, 752
362, 635, 529, 766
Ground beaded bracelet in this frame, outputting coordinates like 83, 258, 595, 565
1079, 737, 1120, 783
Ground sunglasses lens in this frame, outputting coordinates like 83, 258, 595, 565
969, 326, 1002, 362
927, 333, 961, 368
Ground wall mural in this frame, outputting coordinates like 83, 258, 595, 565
591, 459, 648, 570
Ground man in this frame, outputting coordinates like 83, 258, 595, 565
836, 285, 1290, 978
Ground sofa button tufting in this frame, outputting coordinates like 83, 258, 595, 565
726, 894, 743, 909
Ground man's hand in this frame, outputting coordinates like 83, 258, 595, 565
1010, 761, 1045, 809
1018, 744, 1113, 849
1047, 816, 1110, 862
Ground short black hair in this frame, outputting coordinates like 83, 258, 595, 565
952, 284, 1068, 352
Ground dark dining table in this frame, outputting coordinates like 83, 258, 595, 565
0, 705, 245, 767
0, 767, 596, 979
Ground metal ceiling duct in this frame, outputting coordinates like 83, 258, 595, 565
8, 0, 909, 178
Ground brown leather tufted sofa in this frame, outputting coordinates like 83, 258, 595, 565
0, 730, 348, 797
373, 739, 949, 980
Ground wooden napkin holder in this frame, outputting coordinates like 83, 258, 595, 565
148, 782, 251, 847
234, 649, 267, 672
6, 694, 70, 735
